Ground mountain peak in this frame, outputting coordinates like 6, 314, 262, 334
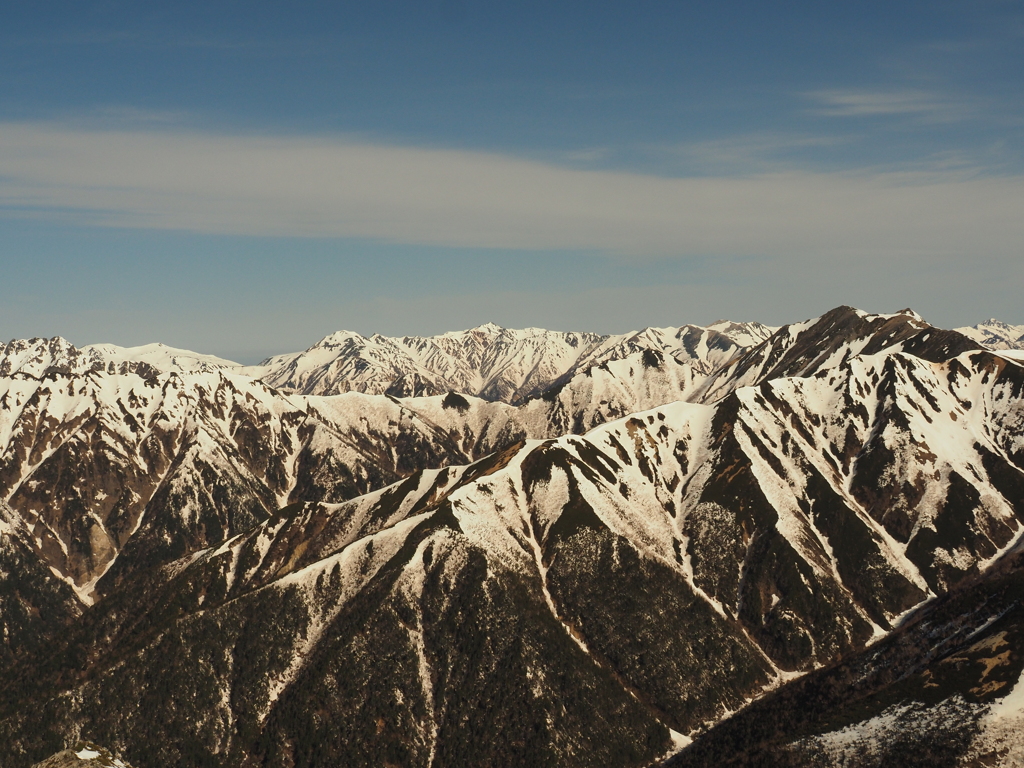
317, 330, 364, 343
4, 305, 1024, 768
955, 318, 1024, 350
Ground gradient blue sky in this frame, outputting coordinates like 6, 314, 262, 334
2, 1, 1022, 361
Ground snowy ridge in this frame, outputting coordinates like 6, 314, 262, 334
692, 305, 978, 404
32, 342, 1019, 764
0, 308, 992, 603
3, 306, 1024, 768
0, 366, 475, 600
956, 319, 1024, 351
81, 342, 240, 372
242, 320, 775, 402
0, 337, 239, 378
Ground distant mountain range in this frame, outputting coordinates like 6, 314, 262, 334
5, 315, 1017, 398
245, 320, 776, 401
3, 308, 1024, 767
956, 319, 1024, 352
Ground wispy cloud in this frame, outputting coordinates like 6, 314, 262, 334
803, 89, 973, 122
1, 122, 1022, 261
661, 133, 853, 174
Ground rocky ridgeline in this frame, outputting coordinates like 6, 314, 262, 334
956, 319, 1024, 351
246, 319, 775, 400
31, 741, 133, 767
0, 307, 1022, 767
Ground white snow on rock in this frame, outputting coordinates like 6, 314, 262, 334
239, 320, 776, 401
956, 319, 1024, 351
7, 307, 1024, 767
0, 336, 240, 378
81, 342, 240, 372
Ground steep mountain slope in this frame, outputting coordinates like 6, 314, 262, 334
0, 310, 896, 605
32, 742, 134, 768
0, 308, 986, 604
561, 320, 777, 385
666, 543, 1024, 767
0, 337, 239, 378
3, 343, 1022, 768
0, 500, 83, 677
0, 309, 983, 610
388, 306, 985, 461
957, 319, 1024, 351
0, 367, 473, 604
694, 306, 981, 403
246, 324, 609, 400
245, 320, 776, 402
383, 347, 718, 462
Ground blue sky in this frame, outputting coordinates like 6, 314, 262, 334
2, 1, 1022, 361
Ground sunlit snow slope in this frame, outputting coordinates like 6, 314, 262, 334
2, 307, 1024, 768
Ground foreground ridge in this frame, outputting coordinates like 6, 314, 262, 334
31, 741, 133, 768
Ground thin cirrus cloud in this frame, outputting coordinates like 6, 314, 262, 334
803, 89, 973, 122
1, 121, 1022, 262
662, 133, 853, 174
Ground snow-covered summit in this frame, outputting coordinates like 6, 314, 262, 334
2, 305, 1022, 768
0, 336, 84, 377
0, 337, 240, 378
81, 342, 240, 372
956, 319, 1024, 350
247, 320, 777, 402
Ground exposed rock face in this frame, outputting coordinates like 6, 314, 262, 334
0, 369, 473, 602
3, 341, 1024, 766
693, 306, 982, 403
1, 307, 1022, 768
31, 741, 133, 767
956, 318, 1024, 351
244, 320, 776, 401
666, 545, 1024, 768
0, 337, 93, 378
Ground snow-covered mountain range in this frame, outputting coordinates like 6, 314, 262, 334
956, 319, 1024, 351
0, 336, 240, 378
0, 317, 776, 605
243, 320, 777, 401
2, 308, 1023, 768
